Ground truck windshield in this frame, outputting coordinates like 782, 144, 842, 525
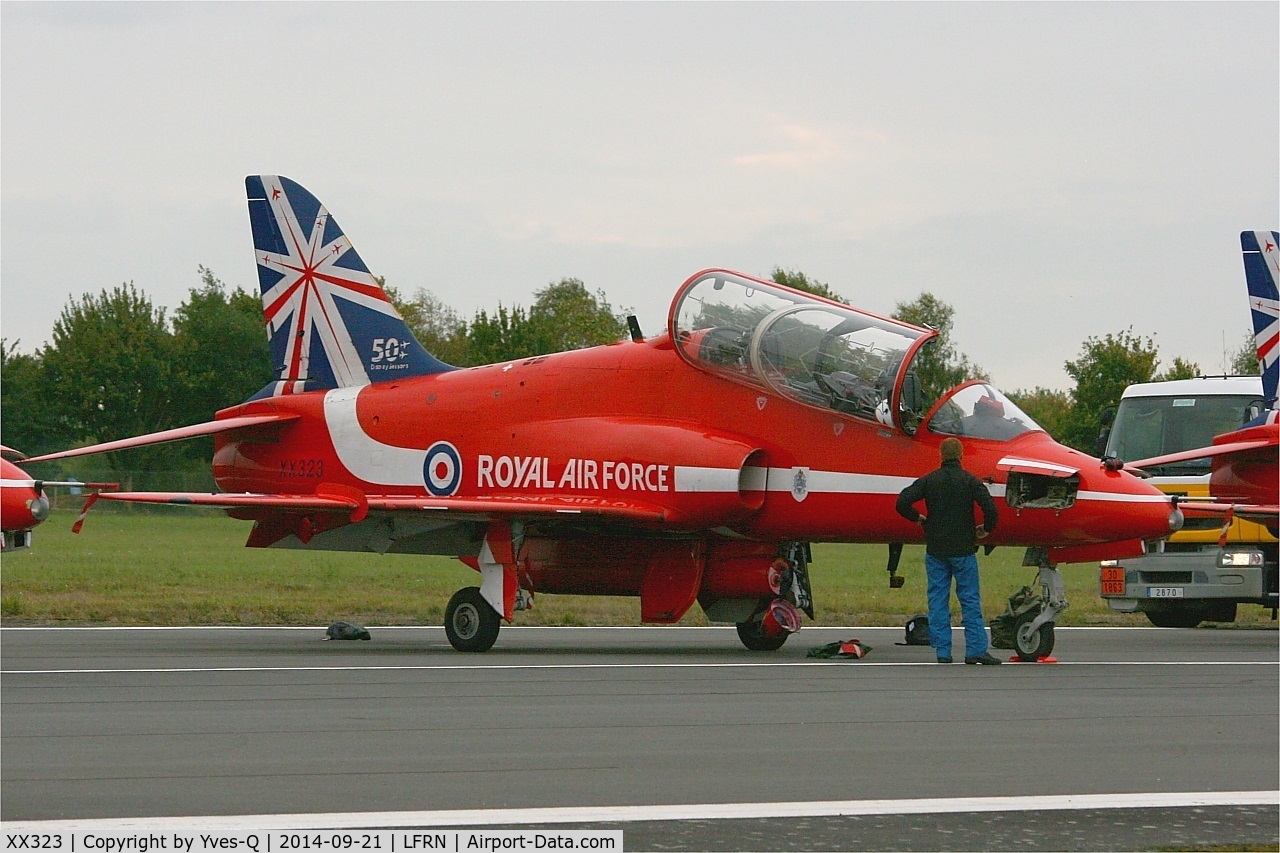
1106, 394, 1262, 473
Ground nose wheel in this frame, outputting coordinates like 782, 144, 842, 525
444, 587, 501, 652
1013, 608, 1055, 661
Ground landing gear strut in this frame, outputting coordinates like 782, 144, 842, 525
735, 542, 815, 652
1013, 548, 1068, 661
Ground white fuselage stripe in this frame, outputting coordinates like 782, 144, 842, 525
672, 466, 1167, 505
323, 387, 427, 487
671, 465, 741, 492
1077, 490, 1169, 503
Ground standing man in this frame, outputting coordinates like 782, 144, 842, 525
896, 437, 1002, 665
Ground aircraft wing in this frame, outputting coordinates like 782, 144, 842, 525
366, 494, 668, 522
1177, 499, 1279, 526
94, 491, 364, 512
22, 413, 301, 464
1126, 436, 1276, 473
91, 490, 669, 524
1180, 500, 1279, 515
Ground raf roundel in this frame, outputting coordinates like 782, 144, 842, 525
423, 441, 463, 496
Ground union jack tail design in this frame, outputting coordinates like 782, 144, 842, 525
245, 176, 453, 398
1240, 230, 1279, 412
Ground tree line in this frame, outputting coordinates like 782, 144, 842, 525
1, 265, 1258, 481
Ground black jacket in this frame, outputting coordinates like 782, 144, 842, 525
895, 459, 999, 557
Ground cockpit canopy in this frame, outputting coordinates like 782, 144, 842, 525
670, 271, 935, 431
921, 381, 1044, 441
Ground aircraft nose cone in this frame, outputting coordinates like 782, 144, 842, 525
1120, 474, 1178, 541
27, 493, 50, 523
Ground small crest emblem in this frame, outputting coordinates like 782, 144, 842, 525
757, 397, 768, 411
791, 467, 810, 502
833, 422, 844, 436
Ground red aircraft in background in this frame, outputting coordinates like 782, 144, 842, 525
26, 176, 1181, 658
0, 446, 110, 551
1129, 230, 1279, 540
1, 448, 50, 551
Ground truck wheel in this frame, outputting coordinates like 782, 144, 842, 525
1013, 611, 1054, 661
1145, 604, 1208, 628
444, 587, 501, 652
736, 620, 788, 651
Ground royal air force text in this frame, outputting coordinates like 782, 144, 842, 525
478, 455, 670, 492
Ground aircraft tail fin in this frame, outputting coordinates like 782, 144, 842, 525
245, 175, 454, 398
1240, 230, 1279, 407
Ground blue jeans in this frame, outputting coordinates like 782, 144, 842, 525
925, 552, 988, 659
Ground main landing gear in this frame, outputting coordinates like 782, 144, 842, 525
734, 542, 815, 652
444, 587, 502, 653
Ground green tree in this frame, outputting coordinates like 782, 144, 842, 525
891, 292, 984, 405
1007, 386, 1072, 443
1059, 328, 1161, 453
1230, 331, 1261, 376
467, 304, 540, 365
0, 340, 67, 457
41, 283, 181, 478
458, 278, 627, 365
769, 267, 848, 304
526, 278, 626, 354
171, 267, 274, 427
1155, 356, 1200, 382
389, 286, 471, 367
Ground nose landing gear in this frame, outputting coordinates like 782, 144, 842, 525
991, 548, 1068, 661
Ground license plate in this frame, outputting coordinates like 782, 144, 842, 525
1147, 587, 1185, 598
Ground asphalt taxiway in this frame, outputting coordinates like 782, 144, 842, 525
2, 625, 1277, 850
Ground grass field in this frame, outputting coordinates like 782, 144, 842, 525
2, 509, 1275, 629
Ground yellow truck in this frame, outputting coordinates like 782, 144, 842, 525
1098, 376, 1277, 626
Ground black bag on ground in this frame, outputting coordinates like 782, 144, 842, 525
896, 614, 931, 646
325, 621, 371, 641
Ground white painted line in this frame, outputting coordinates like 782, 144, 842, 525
3, 660, 1275, 676
3, 790, 1276, 833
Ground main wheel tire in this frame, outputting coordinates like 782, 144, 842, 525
736, 620, 789, 652
444, 587, 501, 652
1145, 604, 1208, 628
1013, 611, 1055, 661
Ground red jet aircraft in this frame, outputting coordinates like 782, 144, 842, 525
27, 176, 1182, 657
1, 448, 50, 552
1, 446, 108, 551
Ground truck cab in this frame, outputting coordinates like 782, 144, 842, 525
1099, 376, 1277, 626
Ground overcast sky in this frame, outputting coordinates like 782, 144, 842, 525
3, 1, 1276, 392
